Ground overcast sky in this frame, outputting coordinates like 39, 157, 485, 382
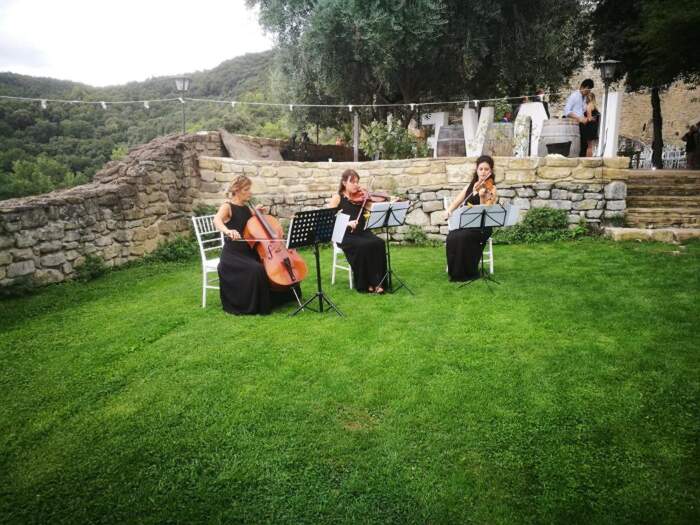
0, 0, 274, 87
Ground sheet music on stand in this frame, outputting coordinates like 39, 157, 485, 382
365, 200, 411, 230
448, 203, 519, 231
362, 200, 413, 294
448, 203, 520, 288
286, 207, 343, 317
287, 207, 337, 248
331, 213, 350, 244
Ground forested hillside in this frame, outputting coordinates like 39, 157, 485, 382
0, 50, 295, 200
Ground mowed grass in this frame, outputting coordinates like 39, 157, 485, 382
0, 240, 698, 524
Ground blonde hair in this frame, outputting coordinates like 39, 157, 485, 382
586, 92, 598, 111
228, 175, 251, 197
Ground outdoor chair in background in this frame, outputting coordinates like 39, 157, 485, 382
331, 242, 353, 288
191, 214, 224, 307
443, 196, 494, 274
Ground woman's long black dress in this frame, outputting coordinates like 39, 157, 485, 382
446, 192, 492, 281
337, 195, 387, 292
217, 203, 297, 315
581, 108, 600, 145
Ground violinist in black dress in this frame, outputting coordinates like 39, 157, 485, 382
445, 155, 499, 281
328, 169, 388, 294
213, 175, 298, 314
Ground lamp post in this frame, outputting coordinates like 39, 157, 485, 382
595, 59, 620, 157
174, 77, 191, 133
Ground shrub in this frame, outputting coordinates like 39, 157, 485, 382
404, 225, 429, 244
193, 203, 218, 217
145, 236, 198, 263
0, 276, 37, 298
110, 144, 128, 161
521, 207, 569, 230
75, 254, 107, 282
492, 207, 589, 244
360, 121, 429, 160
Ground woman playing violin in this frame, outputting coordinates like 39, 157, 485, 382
213, 175, 299, 314
328, 169, 388, 294
445, 155, 499, 281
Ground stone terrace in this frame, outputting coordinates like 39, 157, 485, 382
198, 154, 630, 242
0, 131, 637, 288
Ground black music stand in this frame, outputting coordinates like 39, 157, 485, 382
452, 204, 507, 288
287, 207, 343, 317
364, 201, 413, 295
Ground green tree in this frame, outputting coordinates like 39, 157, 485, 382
591, 0, 700, 168
0, 50, 295, 199
0, 155, 87, 200
248, 0, 589, 128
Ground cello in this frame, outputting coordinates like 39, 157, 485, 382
243, 204, 308, 290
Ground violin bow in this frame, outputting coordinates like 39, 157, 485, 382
354, 175, 377, 223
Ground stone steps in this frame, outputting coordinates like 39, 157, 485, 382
623, 170, 700, 228
627, 183, 700, 196
627, 169, 700, 178
626, 207, 700, 228
627, 171, 700, 185
604, 227, 700, 243
627, 195, 700, 207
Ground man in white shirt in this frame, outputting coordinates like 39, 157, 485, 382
564, 78, 594, 156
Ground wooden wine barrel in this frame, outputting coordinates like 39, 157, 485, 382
436, 125, 466, 157
483, 122, 514, 157
537, 118, 581, 157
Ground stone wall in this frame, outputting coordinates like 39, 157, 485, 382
198, 155, 630, 242
0, 132, 224, 287
0, 129, 631, 289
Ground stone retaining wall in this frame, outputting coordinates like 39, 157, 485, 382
0, 130, 630, 289
0, 132, 223, 287
198, 155, 630, 241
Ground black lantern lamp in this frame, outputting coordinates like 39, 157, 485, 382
597, 59, 620, 85
174, 77, 191, 133
595, 60, 620, 156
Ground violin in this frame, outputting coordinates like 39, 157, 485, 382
468, 176, 497, 205
243, 204, 308, 290
347, 188, 391, 206
347, 188, 392, 224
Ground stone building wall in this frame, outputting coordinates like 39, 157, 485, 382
198, 155, 630, 242
0, 132, 224, 287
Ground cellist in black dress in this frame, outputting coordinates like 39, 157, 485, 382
445, 155, 499, 281
213, 175, 298, 314
328, 169, 388, 294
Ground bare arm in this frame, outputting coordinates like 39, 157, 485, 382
213, 203, 240, 240
567, 112, 587, 124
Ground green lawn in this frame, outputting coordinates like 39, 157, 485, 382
1, 240, 698, 524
